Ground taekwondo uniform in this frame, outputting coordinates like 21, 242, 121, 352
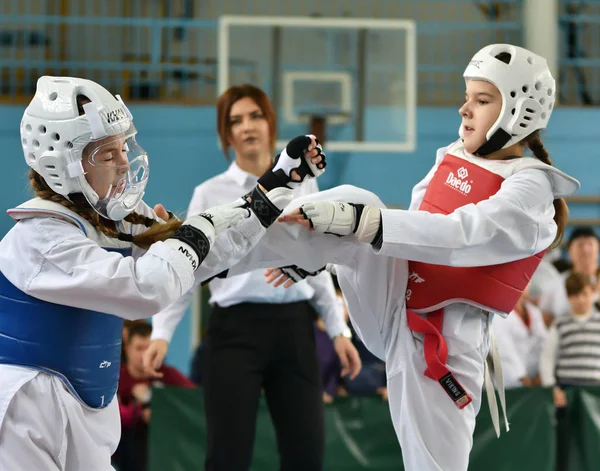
0, 198, 265, 471
217, 138, 579, 471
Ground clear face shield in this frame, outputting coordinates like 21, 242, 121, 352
75, 123, 149, 221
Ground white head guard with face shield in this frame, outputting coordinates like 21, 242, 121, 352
459, 44, 556, 156
20, 76, 149, 221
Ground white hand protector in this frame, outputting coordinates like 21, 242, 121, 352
302, 202, 356, 236
197, 200, 251, 237
165, 201, 250, 271
300, 201, 382, 244
257, 134, 326, 191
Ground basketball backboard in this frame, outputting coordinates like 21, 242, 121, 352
218, 16, 417, 153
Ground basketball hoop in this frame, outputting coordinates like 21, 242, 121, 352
297, 111, 352, 146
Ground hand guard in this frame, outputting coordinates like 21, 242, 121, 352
258, 134, 326, 191
300, 201, 382, 244
166, 201, 250, 271
279, 265, 326, 282
196, 199, 251, 237
241, 186, 292, 228
300, 201, 361, 236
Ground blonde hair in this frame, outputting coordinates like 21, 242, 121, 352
29, 169, 182, 249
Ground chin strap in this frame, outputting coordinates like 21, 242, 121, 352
474, 128, 512, 156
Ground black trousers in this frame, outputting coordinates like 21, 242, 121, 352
555, 405, 570, 471
203, 301, 324, 471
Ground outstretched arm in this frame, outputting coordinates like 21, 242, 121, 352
281, 170, 561, 267
160, 133, 328, 303
376, 169, 557, 265
223, 185, 389, 277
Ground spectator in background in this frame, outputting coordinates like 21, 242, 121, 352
594, 266, 600, 312
114, 322, 195, 471
492, 285, 547, 389
121, 320, 148, 364
539, 226, 599, 322
344, 326, 388, 401
315, 285, 395, 404
539, 272, 600, 471
540, 272, 600, 398
314, 316, 343, 404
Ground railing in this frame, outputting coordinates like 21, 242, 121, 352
0, 1, 524, 105
4, 1, 600, 106
559, 0, 600, 105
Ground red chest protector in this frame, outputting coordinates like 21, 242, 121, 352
405, 152, 545, 409
406, 153, 545, 314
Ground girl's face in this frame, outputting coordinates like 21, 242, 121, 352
228, 97, 271, 161
81, 134, 130, 199
458, 80, 503, 154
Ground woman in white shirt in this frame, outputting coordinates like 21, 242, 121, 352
144, 84, 360, 471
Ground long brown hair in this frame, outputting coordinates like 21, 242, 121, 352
522, 130, 568, 248
29, 169, 182, 249
216, 84, 276, 160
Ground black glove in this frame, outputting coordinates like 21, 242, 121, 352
279, 265, 327, 282
257, 134, 326, 191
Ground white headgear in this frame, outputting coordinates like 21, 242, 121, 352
21, 76, 149, 220
460, 44, 556, 155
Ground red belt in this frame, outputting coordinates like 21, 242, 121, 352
407, 308, 472, 409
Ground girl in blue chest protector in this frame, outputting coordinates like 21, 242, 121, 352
0, 75, 325, 470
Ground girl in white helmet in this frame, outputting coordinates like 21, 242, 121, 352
0, 76, 325, 470
214, 44, 581, 471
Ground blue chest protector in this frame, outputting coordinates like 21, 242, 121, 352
0, 245, 131, 410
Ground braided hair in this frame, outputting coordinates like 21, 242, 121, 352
29, 168, 182, 249
523, 130, 569, 248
